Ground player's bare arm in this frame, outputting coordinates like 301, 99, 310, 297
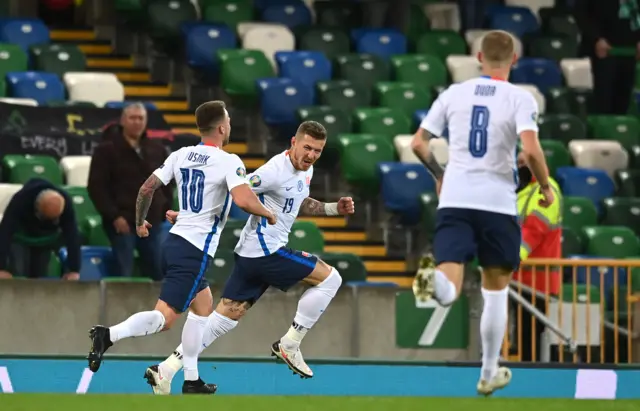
135, 174, 162, 235
411, 129, 444, 181
520, 130, 554, 207
230, 184, 277, 225
298, 197, 355, 216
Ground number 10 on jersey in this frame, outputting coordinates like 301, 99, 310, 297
180, 168, 205, 213
469, 105, 489, 158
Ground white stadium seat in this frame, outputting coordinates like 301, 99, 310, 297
237, 22, 283, 40
560, 58, 593, 89
0, 97, 38, 106
568, 140, 628, 178
471, 32, 523, 57
242, 24, 295, 70
394, 135, 449, 166
0, 184, 22, 214
515, 84, 546, 114
60, 156, 92, 187
446, 55, 481, 83
505, 0, 555, 19
63, 72, 125, 107
465, 29, 489, 48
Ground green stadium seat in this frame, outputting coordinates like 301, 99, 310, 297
528, 36, 578, 61
146, 0, 198, 44
172, 190, 179, 210
84, 215, 110, 246
203, 0, 253, 31
420, 192, 438, 241
587, 115, 640, 148
540, 140, 572, 177
624, 257, 640, 292
559, 284, 600, 303
627, 145, 640, 170
0, 79, 5, 97
47, 251, 61, 278
318, 252, 366, 282
616, 170, 640, 197
297, 106, 352, 167
30, 44, 87, 78
314, 1, 362, 29
2, 155, 63, 185
567, 88, 592, 119
601, 197, 640, 236
206, 248, 235, 286
316, 80, 372, 111
538, 114, 586, 145
562, 227, 584, 257
219, 219, 245, 250
582, 226, 640, 258
374, 82, 433, 118
545, 87, 571, 114
337, 133, 395, 194
218, 49, 274, 105
334, 53, 391, 90
416, 30, 466, 61
102, 277, 154, 283
288, 221, 324, 253
562, 196, 598, 234
405, 4, 431, 46
353, 107, 412, 138
546, 15, 581, 43
298, 28, 350, 59
0, 43, 28, 79
64, 186, 98, 224
391, 54, 447, 88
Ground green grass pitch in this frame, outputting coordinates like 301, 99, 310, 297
0, 395, 638, 411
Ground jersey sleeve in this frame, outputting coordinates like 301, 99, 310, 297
515, 91, 540, 134
246, 158, 280, 194
225, 154, 249, 191
152, 150, 179, 185
419, 90, 448, 136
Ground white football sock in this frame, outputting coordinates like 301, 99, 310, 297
434, 269, 457, 306
281, 268, 342, 349
160, 311, 238, 381
480, 287, 509, 382
109, 310, 165, 343
182, 312, 209, 382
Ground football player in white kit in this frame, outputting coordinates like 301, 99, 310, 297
143, 121, 356, 395
87, 101, 277, 395
410, 31, 555, 396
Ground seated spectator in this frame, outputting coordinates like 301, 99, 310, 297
0, 178, 81, 280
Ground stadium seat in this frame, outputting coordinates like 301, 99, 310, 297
46, 250, 61, 278
394, 135, 448, 165
566, 88, 592, 119
446, 55, 481, 83
51, 100, 97, 108
0, 97, 37, 106
353, 107, 411, 138
206, 248, 235, 286
561, 227, 584, 257
0, 183, 22, 213
420, 191, 438, 241
314, 1, 362, 29
464, 29, 488, 48
540, 140, 571, 176
416, 30, 466, 61
560, 58, 593, 89
2, 154, 63, 185
516, 84, 546, 114
275, 51, 332, 88
354, 28, 407, 60
288, 221, 324, 253
391, 54, 447, 88
337, 133, 395, 194
556, 167, 615, 214
317, 252, 366, 282
587, 115, 640, 148
65, 186, 98, 225
602, 197, 640, 236
505, 0, 555, 18
228, 203, 249, 221
568, 140, 628, 178
74, 246, 112, 280
84, 215, 109, 246
184, 23, 237, 70
242, 24, 295, 69
374, 82, 432, 119
543, 13, 581, 43
528, 35, 578, 62
0, 18, 50, 52
30, 44, 87, 78
297, 105, 352, 162
219, 219, 245, 250
582, 226, 640, 259
63, 73, 125, 107
146, 0, 197, 45
261, 3, 312, 29
316, 80, 372, 111
104, 101, 156, 110
218, 49, 275, 104
297, 28, 350, 59
0, 43, 27, 79
545, 87, 581, 115
488, 6, 539, 38
5, 71, 64, 106
564, 255, 621, 305
257, 77, 314, 126
334, 53, 391, 90
562, 196, 598, 234
510, 58, 562, 94
378, 162, 435, 224
537, 113, 586, 145
470, 32, 523, 57
616, 170, 640, 198
202, 0, 254, 31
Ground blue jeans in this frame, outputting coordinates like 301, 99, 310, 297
105, 223, 163, 281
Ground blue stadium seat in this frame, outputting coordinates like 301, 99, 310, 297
262, 3, 312, 29
5, 71, 64, 105
228, 202, 250, 221
488, 6, 539, 38
355, 29, 407, 60
510, 58, 562, 94
184, 23, 236, 70
275, 51, 332, 87
413, 109, 449, 138
0, 18, 50, 52
565, 254, 627, 310
60, 246, 112, 281
257, 77, 314, 126
105, 101, 158, 110
556, 167, 615, 215
378, 162, 436, 224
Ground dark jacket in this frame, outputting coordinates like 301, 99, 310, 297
88, 125, 172, 226
575, 0, 640, 56
0, 179, 81, 272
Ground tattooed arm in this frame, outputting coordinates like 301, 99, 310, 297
135, 174, 164, 226
410, 128, 444, 181
298, 197, 328, 216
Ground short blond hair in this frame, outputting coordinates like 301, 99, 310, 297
480, 30, 515, 66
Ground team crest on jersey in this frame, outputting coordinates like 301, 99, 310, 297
531, 112, 538, 122
297, 180, 303, 192
249, 175, 261, 187
236, 167, 246, 178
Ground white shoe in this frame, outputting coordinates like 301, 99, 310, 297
413, 254, 436, 303
144, 365, 172, 395
271, 341, 313, 379
477, 367, 512, 396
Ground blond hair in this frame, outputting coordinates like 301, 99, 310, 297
480, 30, 515, 67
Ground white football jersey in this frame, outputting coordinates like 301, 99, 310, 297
420, 76, 539, 216
153, 143, 248, 257
234, 151, 313, 258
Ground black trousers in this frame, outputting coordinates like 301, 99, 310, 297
8, 243, 53, 278
590, 56, 636, 115
510, 293, 547, 362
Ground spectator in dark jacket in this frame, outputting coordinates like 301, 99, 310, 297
0, 178, 81, 280
87, 102, 172, 280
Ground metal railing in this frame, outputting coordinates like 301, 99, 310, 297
502, 258, 640, 364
